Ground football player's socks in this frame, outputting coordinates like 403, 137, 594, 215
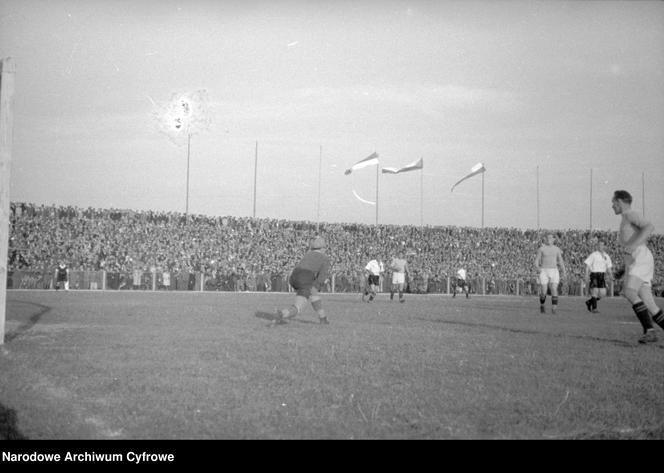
539, 295, 546, 306
552, 296, 558, 307
652, 309, 664, 330
633, 302, 654, 333
591, 297, 598, 309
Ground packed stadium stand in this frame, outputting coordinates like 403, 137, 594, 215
6, 202, 664, 296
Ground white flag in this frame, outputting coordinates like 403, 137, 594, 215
451, 163, 486, 192
344, 152, 379, 175
382, 158, 424, 174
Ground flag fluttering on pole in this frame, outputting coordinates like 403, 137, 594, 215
382, 158, 423, 174
345, 152, 379, 206
451, 163, 486, 192
344, 152, 379, 175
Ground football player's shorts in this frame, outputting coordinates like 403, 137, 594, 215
626, 245, 654, 283
367, 275, 380, 286
539, 268, 560, 286
289, 268, 315, 298
392, 272, 405, 285
589, 272, 606, 289
455, 277, 467, 287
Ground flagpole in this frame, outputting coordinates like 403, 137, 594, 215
481, 171, 484, 228
589, 168, 593, 231
317, 145, 322, 232
642, 171, 645, 217
253, 141, 258, 218
536, 165, 540, 230
420, 164, 424, 233
375, 159, 379, 226
1, 57, 17, 346
185, 132, 191, 220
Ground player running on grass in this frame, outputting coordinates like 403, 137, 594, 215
612, 190, 664, 344
362, 254, 384, 302
274, 236, 331, 325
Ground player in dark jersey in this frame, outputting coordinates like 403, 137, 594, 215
274, 236, 331, 325
389, 251, 408, 303
535, 234, 567, 314
54, 261, 70, 290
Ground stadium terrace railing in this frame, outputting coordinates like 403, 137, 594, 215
6, 270, 619, 297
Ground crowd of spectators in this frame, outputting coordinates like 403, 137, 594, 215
7, 202, 664, 295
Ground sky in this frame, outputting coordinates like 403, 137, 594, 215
1, 0, 663, 232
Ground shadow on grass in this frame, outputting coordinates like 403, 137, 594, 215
290, 318, 319, 325
254, 311, 321, 326
417, 317, 636, 348
4, 301, 52, 343
0, 403, 28, 440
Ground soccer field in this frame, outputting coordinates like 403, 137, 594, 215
1, 290, 663, 439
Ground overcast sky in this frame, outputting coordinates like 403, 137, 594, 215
2, 0, 663, 232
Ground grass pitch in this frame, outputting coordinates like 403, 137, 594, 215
1, 290, 663, 439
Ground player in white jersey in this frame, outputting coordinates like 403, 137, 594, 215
453, 267, 470, 298
389, 250, 409, 303
612, 190, 664, 344
363, 255, 384, 302
534, 234, 567, 314
584, 240, 613, 313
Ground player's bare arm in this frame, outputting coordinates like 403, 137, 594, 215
557, 251, 566, 276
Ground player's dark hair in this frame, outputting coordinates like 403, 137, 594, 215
613, 190, 632, 204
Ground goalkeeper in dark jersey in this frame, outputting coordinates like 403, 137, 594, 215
274, 236, 331, 325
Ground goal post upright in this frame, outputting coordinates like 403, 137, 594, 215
0, 57, 16, 345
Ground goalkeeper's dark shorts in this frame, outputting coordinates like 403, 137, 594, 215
289, 268, 316, 298
589, 272, 606, 289
455, 278, 468, 288
367, 275, 380, 286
